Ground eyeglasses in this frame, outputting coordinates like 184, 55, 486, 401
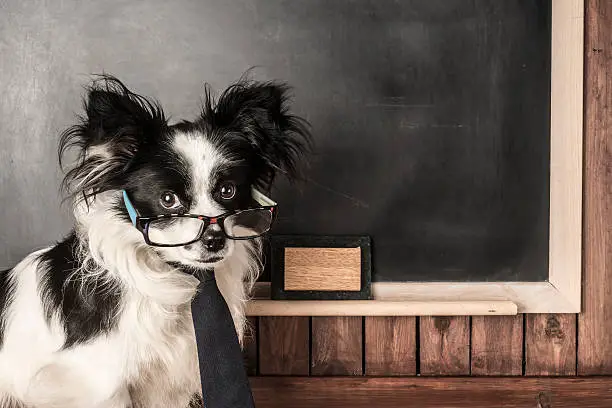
122, 188, 277, 247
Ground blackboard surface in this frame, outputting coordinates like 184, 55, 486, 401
0, 0, 551, 283
268, 0, 552, 282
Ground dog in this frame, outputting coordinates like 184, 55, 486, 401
0, 75, 311, 407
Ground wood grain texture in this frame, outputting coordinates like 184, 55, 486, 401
284, 247, 362, 291
258, 317, 310, 375
579, 0, 612, 375
547, 0, 584, 312
254, 280, 577, 314
371, 281, 576, 312
247, 299, 516, 316
311, 317, 363, 375
419, 316, 470, 375
250, 377, 612, 408
525, 314, 577, 376
364, 317, 416, 376
471, 315, 523, 375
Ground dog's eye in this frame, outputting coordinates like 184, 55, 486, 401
160, 191, 182, 210
219, 182, 236, 200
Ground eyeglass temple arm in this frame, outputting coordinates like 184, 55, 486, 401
251, 188, 277, 207
122, 190, 138, 227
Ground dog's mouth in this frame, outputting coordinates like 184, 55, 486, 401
195, 256, 224, 264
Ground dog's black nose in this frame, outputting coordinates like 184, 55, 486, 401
202, 229, 225, 252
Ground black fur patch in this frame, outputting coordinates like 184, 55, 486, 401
58, 74, 169, 204
198, 79, 313, 190
37, 232, 123, 349
122, 141, 194, 218
188, 393, 203, 408
0, 268, 15, 350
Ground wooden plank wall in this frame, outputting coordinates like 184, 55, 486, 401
579, 0, 612, 376
243, 0, 612, 405
246, 314, 578, 377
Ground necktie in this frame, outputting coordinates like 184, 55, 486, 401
191, 272, 255, 408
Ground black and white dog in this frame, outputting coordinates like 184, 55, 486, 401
0, 75, 310, 407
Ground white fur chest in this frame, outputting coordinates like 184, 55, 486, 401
118, 291, 200, 393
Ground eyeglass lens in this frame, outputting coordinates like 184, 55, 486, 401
146, 208, 273, 245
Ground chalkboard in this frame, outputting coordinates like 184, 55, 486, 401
0, 0, 551, 284
266, 0, 553, 283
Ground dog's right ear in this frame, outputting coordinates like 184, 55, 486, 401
59, 75, 167, 201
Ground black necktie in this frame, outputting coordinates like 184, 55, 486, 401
190, 272, 255, 408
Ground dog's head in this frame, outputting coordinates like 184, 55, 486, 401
60, 75, 311, 271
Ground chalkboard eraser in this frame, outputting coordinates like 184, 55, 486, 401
270, 235, 372, 300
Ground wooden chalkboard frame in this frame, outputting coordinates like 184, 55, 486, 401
246, 0, 583, 316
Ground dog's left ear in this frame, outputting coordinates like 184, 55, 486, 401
59, 75, 167, 202
202, 81, 313, 188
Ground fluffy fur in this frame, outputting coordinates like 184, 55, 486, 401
0, 75, 311, 407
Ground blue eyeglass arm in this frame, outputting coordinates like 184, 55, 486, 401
122, 190, 139, 227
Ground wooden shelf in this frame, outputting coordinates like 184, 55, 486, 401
246, 299, 517, 316
247, 284, 517, 316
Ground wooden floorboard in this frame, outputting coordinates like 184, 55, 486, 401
471, 315, 523, 375
258, 317, 310, 375
250, 377, 612, 408
419, 316, 470, 375
311, 317, 363, 375
525, 314, 577, 375
364, 316, 416, 375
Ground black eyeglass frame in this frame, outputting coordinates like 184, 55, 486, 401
122, 189, 278, 248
